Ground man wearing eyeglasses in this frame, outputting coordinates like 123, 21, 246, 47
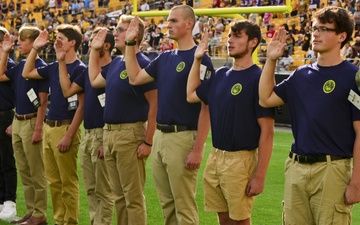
259, 6, 360, 225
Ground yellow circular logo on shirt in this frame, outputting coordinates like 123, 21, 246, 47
176, 62, 185, 72
120, 70, 128, 79
231, 83, 242, 95
323, 80, 335, 94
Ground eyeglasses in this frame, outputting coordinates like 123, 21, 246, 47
115, 27, 127, 33
309, 26, 337, 33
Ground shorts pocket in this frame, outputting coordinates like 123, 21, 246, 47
332, 204, 352, 225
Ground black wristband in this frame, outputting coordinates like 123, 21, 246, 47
125, 40, 136, 46
143, 140, 152, 147
32, 47, 39, 51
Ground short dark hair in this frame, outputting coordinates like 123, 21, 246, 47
93, 27, 115, 53
312, 6, 354, 48
56, 24, 83, 51
230, 20, 262, 53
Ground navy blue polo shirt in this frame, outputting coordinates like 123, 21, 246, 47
102, 53, 156, 124
0, 58, 16, 111
145, 47, 214, 127
6, 59, 49, 115
37, 60, 87, 120
196, 65, 274, 151
274, 61, 360, 157
74, 65, 109, 129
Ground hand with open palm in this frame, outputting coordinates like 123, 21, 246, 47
266, 27, 287, 61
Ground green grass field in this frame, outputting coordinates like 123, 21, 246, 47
0, 130, 359, 225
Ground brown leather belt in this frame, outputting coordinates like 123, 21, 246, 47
45, 119, 72, 127
15, 113, 37, 120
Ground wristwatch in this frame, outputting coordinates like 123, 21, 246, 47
125, 40, 136, 46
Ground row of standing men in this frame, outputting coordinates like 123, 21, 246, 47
0, 4, 360, 225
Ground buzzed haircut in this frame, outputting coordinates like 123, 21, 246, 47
313, 6, 354, 48
171, 5, 196, 29
56, 24, 83, 51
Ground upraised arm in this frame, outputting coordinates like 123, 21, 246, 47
0, 33, 13, 82
259, 28, 287, 108
88, 28, 106, 88
187, 31, 209, 103
23, 30, 49, 79
56, 39, 84, 97
125, 15, 154, 85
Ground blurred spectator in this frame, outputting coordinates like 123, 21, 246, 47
192, 17, 201, 39
289, 24, 299, 35
346, 46, 359, 65
45, 43, 56, 63
278, 50, 293, 71
266, 24, 275, 38
347, 1, 356, 14
1, 0, 8, 14
341, 41, 352, 58
215, 18, 225, 34
98, 0, 103, 7
57, 0, 62, 8
78, 0, 85, 12
158, 0, 165, 10
208, 29, 221, 56
150, 27, 164, 50
140, 0, 150, 11
301, 26, 311, 51
49, 0, 56, 8
306, 47, 317, 63
71, 0, 79, 15
89, 0, 95, 12
158, 19, 167, 31
295, 33, 304, 46
160, 37, 174, 52
15, 0, 20, 11
355, 4, 360, 30
213, 0, 221, 7
123, 0, 132, 14
263, 12, 272, 26
164, 0, 172, 9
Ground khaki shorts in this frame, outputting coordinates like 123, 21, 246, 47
203, 148, 258, 221
283, 154, 352, 225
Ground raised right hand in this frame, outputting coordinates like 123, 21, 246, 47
194, 30, 209, 60
126, 15, 140, 42
2, 33, 14, 53
91, 28, 107, 50
266, 27, 287, 61
33, 30, 49, 50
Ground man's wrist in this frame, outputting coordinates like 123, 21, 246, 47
125, 40, 137, 46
